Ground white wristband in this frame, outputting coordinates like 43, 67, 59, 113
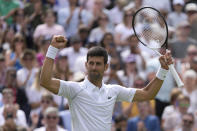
46, 45, 59, 59
156, 67, 168, 80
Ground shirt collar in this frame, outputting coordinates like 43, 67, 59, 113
84, 77, 105, 91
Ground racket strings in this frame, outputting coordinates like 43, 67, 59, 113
133, 8, 167, 48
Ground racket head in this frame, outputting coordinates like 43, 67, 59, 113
132, 7, 168, 50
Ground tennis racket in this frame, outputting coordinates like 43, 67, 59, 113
132, 7, 184, 87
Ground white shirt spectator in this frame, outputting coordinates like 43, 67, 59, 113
58, 7, 92, 38
182, 88, 197, 113
89, 27, 113, 43
58, 77, 136, 131
16, 67, 39, 90
109, 6, 124, 26
167, 12, 188, 28
59, 47, 88, 72
142, 0, 171, 12
34, 126, 67, 131
0, 106, 27, 127
33, 24, 65, 39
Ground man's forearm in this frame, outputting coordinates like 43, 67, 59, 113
40, 58, 54, 87
143, 77, 164, 100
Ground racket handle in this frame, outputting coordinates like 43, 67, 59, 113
168, 64, 184, 87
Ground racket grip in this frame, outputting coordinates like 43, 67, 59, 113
168, 64, 184, 87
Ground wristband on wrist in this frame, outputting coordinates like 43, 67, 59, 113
46, 45, 59, 59
156, 67, 168, 80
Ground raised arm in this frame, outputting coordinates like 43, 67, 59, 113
40, 35, 67, 94
133, 51, 173, 102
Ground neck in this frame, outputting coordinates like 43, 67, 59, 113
139, 113, 147, 120
88, 76, 102, 88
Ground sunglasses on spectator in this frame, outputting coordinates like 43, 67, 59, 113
41, 100, 50, 104
179, 103, 190, 108
188, 51, 197, 56
183, 119, 193, 124
23, 57, 33, 61
46, 115, 58, 120
15, 38, 24, 43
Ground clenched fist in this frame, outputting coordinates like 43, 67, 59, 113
51, 35, 67, 49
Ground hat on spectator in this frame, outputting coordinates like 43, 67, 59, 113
0, 53, 5, 61
185, 3, 197, 12
173, 0, 184, 5
125, 54, 136, 63
70, 35, 81, 44
183, 69, 197, 79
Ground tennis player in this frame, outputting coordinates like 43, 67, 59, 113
40, 35, 173, 131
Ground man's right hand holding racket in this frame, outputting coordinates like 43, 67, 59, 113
159, 50, 173, 71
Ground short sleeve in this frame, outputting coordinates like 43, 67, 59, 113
58, 80, 82, 100
116, 85, 136, 102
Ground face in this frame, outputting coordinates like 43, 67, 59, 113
178, 100, 190, 114
86, 56, 108, 81
23, 54, 34, 67
45, 12, 55, 25
137, 102, 149, 116
184, 76, 196, 87
3, 93, 14, 104
45, 112, 59, 127
41, 98, 52, 110
182, 114, 194, 128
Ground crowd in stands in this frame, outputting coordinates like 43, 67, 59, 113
0, 0, 197, 130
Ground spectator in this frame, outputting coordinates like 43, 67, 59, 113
33, 9, 65, 50
167, 0, 187, 28
181, 69, 197, 113
121, 34, 146, 73
34, 107, 67, 131
16, 49, 39, 91
57, 0, 92, 38
0, 104, 27, 131
29, 92, 56, 129
88, 12, 113, 44
113, 114, 128, 131
114, 9, 134, 52
5, 33, 26, 70
53, 54, 72, 81
108, 0, 127, 26
185, 3, 197, 41
78, 25, 90, 47
0, 88, 27, 127
59, 35, 87, 72
163, 94, 190, 131
0, 27, 15, 53
127, 101, 161, 131
175, 113, 196, 131
162, 88, 182, 131
170, 21, 197, 59
4, 67, 30, 117
0, 0, 20, 25
11, 8, 28, 34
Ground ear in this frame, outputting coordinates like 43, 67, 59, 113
104, 63, 109, 71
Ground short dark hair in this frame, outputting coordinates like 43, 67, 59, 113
87, 46, 108, 64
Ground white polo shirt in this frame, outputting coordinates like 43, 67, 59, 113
58, 77, 136, 131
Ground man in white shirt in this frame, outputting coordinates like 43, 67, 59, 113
40, 35, 173, 131
34, 107, 67, 131
0, 88, 27, 127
